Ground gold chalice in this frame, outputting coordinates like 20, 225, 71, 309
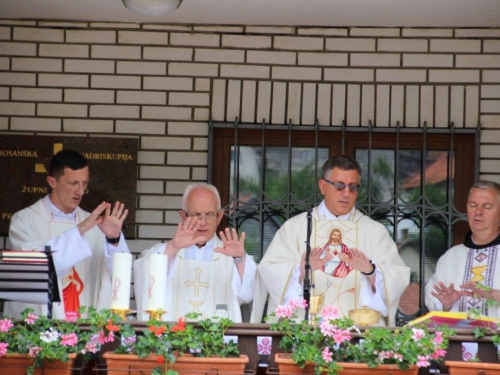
309, 295, 324, 324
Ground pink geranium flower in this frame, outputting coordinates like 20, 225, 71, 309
289, 299, 308, 309
0, 342, 9, 357
416, 355, 430, 367
0, 319, 13, 332
29, 346, 41, 358
275, 305, 294, 319
320, 321, 334, 337
431, 348, 447, 359
412, 328, 425, 342
321, 306, 340, 321
61, 333, 78, 347
25, 313, 38, 325
433, 331, 443, 344
332, 329, 351, 345
322, 347, 333, 363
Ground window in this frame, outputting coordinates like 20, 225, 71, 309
211, 122, 477, 324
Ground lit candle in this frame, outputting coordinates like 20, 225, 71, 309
147, 254, 168, 312
110, 253, 132, 310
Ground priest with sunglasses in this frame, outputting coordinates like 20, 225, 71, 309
251, 155, 410, 326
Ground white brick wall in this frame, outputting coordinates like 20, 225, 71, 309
0, 20, 498, 244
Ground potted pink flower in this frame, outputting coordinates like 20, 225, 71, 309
0, 309, 83, 375
269, 299, 454, 375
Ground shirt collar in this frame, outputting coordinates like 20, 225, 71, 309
317, 200, 355, 221
44, 195, 77, 221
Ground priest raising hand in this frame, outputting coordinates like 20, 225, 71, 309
425, 180, 500, 317
164, 216, 206, 259
7, 150, 130, 319
134, 183, 256, 322
77, 201, 128, 246
215, 228, 247, 277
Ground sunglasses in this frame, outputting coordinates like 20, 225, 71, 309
323, 178, 361, 192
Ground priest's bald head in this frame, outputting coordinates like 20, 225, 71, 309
467, 180, 500, 246
179, 183, 224, 247
318, 155, 362, 216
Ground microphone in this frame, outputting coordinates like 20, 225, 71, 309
303, 207, 313, 321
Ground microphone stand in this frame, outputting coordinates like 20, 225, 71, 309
303, 208, 313, 322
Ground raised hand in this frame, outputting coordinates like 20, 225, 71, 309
431, 281, 463, 311
77, 201, 108, 236
98, 201, 128, 238
301, 247, 333, 273
339, 247, 372, 274
214, 228, 246, 258
165, 217, 206, 257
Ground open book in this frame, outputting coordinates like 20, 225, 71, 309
407, 311, 499, 330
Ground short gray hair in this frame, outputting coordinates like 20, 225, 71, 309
469, 180, 500, 202
182, 183, 222, 211
322, 155, 362, 180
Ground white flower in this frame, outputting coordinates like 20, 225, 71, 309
40, 327, 60, 343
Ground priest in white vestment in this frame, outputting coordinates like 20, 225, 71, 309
134, 183, 256, 322
426, 180, 500, 318
251, 155, 410, 326
6, 150, 130, 319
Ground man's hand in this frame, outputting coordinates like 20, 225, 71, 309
97, 201, 128, 239
431, 281, 463, 311
165, 217, 206, 258
460, 281, 500, 304
339, 247, 372, 274
299, 247, 332, 282
77, 201, 108, 236
214, 228, 246, 258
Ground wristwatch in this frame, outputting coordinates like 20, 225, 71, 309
106, 235, 120, 244
233, 253, 246, 264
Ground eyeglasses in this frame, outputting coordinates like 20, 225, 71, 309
182, 210, 220, 222
322, 178, 361, 193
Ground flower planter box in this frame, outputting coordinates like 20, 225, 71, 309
0, 353, 77, 375
103, 352, 249, 375
445, 360, 500, 375
275, 353, 418, 375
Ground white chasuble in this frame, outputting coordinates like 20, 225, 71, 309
134, 238, 247, 323
252, 206, 410, 326
165, 250, 241, 321
6, 198, 113, 319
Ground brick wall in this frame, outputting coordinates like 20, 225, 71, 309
0, 20, 500, 253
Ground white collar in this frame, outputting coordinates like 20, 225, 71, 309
317, 200, 355, 221
44, 195, 77, 221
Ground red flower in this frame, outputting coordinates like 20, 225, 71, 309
105, 319, 120, 332
173, 352, 179, 358
156, 356, 165, 363
172, 317, 186, 332
154, 326, 166, 336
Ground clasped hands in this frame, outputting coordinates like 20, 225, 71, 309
77, 201, 128, 239
431, 281, 500, 311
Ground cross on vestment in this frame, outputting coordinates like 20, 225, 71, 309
184, 267, 209, 312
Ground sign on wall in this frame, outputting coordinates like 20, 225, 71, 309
0, 135, 138, 239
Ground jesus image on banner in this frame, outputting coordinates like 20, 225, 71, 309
62, 267, 84, 314
320, 228, 352, 278
313, 220, 358, 317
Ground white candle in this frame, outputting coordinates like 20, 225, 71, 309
110, 253, 132, 310
147, 254, 168, 311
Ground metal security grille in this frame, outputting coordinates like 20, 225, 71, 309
210, 119, 478, 325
